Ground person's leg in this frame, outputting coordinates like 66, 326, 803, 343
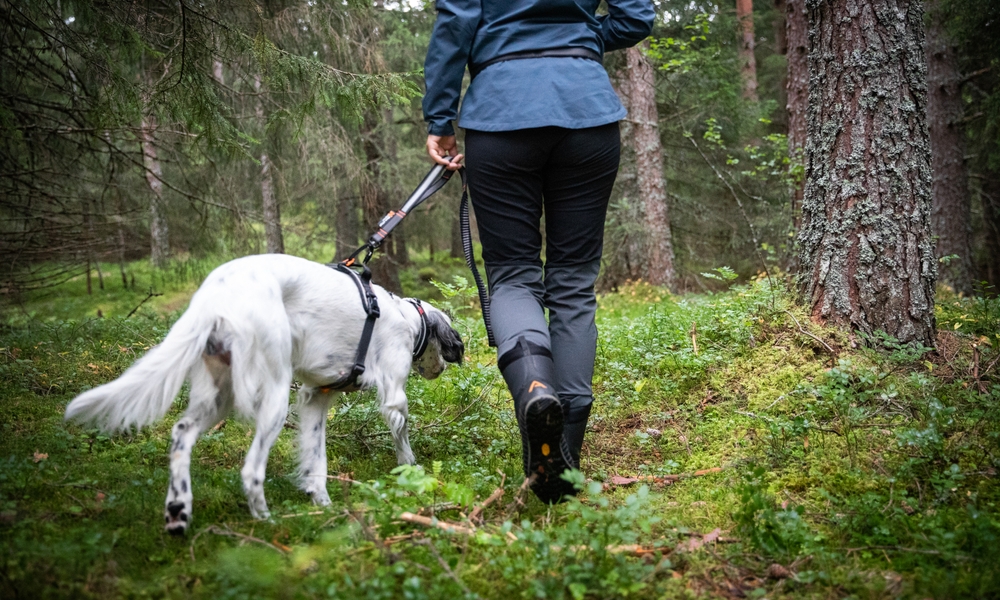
542, 122, 621, 466
465, 128, 575, 502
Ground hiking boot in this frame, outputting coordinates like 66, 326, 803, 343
562, 400, 592, 468
499, 337, 576, 503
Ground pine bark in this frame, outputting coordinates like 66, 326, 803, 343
255, 75, 284, 254
785, 0, 808, 221
623, 44, 677, 290
737, 0, 759, 102
140, 114, 169, 267
798, 0, 936, 347
925, 2, 973, 294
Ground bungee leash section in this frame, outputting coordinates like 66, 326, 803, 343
323, 162, 495, 390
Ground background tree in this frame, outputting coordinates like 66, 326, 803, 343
798, 0, 936, 346
926, 0, 972, 294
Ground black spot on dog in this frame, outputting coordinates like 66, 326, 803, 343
167, 524, 186, 537
179, 513, 188, 522
165, 515, 170, 523
167, 501, 185, 518
253, 478, 261, 487
176, 422, 186, 431
303, 469, 310, 477
181, 480, 188, 493
429, 313, 465, 363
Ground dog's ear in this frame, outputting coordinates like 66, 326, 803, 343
429, 312, 464, 364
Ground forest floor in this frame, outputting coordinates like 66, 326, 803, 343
1, 255, 999, 599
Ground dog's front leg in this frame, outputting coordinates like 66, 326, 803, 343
379, 383, 415, 466
296, 387, 333, 506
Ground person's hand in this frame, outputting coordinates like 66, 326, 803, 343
426, 134, 464, 170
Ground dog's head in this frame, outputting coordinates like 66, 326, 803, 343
412, 303, 464, 379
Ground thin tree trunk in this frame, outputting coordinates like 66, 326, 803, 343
255, 75, 284, 254
140, 114, 169, 267
785, 0, 808, 225
798, 0, 936, 347
737, 0, 759, 102
450, 210, 462, 260
336, 195, 360, 260
361, 113, 403, 294
981, 169, 1000, 287
926, 1, 973, 294
624, 44, 676, 290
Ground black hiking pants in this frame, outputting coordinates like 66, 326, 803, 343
465, 122, 621, 414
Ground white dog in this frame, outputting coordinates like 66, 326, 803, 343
64, 254, 463, 535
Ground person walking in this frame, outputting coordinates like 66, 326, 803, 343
423, 0, 655, 503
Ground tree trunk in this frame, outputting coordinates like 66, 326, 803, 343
981, 169, 1000, 287
798, 0, 936, 347
785, 0, 808, 224
335, 194, 360, 261
737, 0, 759, 102
140, 114, 169, 267
361, 113, 403, 294
450, 210, 462, 260
255, 75, 284, 254
623, 44, 677, 290
926, 1, 973, 294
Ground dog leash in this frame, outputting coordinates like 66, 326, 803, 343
336, 162, 495, 348
320, 163, 495, 392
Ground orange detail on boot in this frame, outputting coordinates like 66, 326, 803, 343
541, 443, 551, 456
528, 380, 548, 393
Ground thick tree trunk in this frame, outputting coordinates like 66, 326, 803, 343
255, 75, 284, 254
623, 44, 677, 290
737, 0, 759, 102
140, 114, 169, 267
785, 0, 808, 223
926, 2, 973, 294
798, 0, 936, 347
361, 113, 403, 294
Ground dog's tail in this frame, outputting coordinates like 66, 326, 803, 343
65, 307, 220, 433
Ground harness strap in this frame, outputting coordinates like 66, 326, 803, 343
407, 298, 430, 359
318, 263, 380, 392
470, 47, 602, 79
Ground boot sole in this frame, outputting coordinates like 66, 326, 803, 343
523, 395, 577, 503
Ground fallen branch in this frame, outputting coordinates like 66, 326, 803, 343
190, 524, 286, 561
783, 310, 836, 355
398, 512, 476, 536
125, 289, 163, 319
469, 472, 506, 523
502, 474, 536, 519
605, 466, 725, 488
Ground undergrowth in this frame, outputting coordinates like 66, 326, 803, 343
1, 263, 998, 598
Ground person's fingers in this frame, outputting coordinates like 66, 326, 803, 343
445, 153, 464, 170
427, 140, 452, 167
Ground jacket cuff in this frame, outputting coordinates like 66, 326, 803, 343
427, 121, 456, 137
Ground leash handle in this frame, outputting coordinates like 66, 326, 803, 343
366, 163, 453, 251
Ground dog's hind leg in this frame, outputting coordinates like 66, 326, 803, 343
241, 381, 290, 520
296, 387, 334, 506
378, 382, 415, 466
164, 360, 229, 536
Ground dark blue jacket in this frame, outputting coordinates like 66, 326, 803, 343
423, 0, 655, 136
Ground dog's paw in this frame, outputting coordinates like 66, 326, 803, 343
164, 501, 190, 535
310, 489, 332, 507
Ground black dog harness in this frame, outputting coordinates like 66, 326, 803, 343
317, 262, 381, 392
317, 160, 495, 394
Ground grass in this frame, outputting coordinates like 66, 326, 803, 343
1, 258, 999, 598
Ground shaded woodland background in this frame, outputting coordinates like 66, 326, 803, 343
1, 0, 998, 302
